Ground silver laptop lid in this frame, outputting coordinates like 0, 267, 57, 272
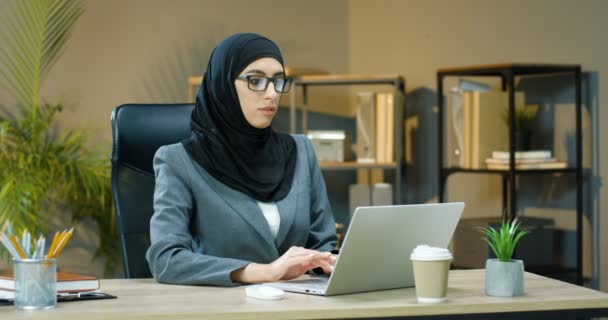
325, 202, 464, 296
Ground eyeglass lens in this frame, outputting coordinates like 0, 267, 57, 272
248, 76, 291, 93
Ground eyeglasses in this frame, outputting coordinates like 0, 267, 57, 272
237, 75, 293, 93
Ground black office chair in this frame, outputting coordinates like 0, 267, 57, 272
111, 103, 194, 278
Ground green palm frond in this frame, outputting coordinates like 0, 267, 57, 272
43, 0, 84, 78
0, 0, 83, 111
0, 0, 119, 274
0, 0, 46, 110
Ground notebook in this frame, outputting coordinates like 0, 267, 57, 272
265, 202, 464, 296
0, 271, 100, 293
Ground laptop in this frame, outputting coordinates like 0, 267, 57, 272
265, 202, 464, 296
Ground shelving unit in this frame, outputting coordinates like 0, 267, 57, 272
436, 63, 583, 284
289, 74, 406, 203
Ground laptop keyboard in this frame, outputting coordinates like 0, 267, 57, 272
285, 278, 328, 289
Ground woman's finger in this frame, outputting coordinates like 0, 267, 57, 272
316, 258, 334, 274
288, 253, 328, 270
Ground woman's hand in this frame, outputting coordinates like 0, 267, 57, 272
231, 246, 336, 283
268, 246, 336, 281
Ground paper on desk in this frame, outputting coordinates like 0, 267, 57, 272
0, 289, 14, 300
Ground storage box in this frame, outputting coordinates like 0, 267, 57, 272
451, 216, 554, 268
307, 131, 352, 162
348, 183, 394, 218
349, 184, 370, 218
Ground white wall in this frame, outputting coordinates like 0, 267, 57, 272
43, 0, 351, 143
349, 0, 607, 290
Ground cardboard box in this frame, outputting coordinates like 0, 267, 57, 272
371, 183, 393, 206
349, 184, 370, 219
307, 130, 352, 162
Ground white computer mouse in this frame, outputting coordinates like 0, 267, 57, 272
245, 285, 286, 300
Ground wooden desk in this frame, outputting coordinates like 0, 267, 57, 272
2, 270, 608, 319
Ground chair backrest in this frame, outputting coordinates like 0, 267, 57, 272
111, 103, 194, 278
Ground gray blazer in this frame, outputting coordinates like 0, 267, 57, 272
145, 135, 337, 287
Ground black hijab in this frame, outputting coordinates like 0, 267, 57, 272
182, 33, 296, 202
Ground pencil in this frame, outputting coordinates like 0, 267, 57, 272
48, 228, 73, 258
8, 235, 26, 259
46, 231, 61, 259
0, 233, 20, 259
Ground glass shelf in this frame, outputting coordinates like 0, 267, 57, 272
319, 161, 398, 171
442, 167, 577, 175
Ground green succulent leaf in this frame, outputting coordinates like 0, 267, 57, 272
478, 217, 530, 262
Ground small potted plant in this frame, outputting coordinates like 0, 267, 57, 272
479, 217, 529, 297
501, 105, 539, 150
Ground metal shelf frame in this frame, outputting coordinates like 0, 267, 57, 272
436, 63, 583, 284
289, 74, 406, 203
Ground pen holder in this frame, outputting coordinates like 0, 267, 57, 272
13, 258, 57, 310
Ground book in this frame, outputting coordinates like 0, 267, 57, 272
485, 157, 557, 165
464, 91, 525, 169
445, 80, 489, 167
355, 92, 376, 162
491, 150, 552, 160
0, 271, 99, 293
486, 161, 567, 170
356, 92, 379, 184
446, 88, 465, 167
384, 92, 395, 163
375, 92, 387, 163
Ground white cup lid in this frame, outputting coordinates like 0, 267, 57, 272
410, 245, 452, 261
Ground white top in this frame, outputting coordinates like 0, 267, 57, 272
257, 201, 280, 239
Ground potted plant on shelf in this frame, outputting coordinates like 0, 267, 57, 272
479, 217, 529, 297
501, 105, 538, 151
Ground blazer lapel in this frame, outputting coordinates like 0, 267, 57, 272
275, 167, 299, 247
193, 165, 277, 254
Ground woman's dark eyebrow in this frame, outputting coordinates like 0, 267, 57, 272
245, 69, 285, 77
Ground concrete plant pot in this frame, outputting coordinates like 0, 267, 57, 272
485, 259, 524, 297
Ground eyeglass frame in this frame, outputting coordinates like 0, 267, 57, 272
236, 75, 293, 93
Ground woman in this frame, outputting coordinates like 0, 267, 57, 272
145, 33, 338, 287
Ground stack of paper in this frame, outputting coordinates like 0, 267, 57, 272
485, 150, 567, 170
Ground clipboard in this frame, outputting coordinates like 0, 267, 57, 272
0, 291, 116, 306
58, 291, 117, 302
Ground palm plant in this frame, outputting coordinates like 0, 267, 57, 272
0, 0, 118, 272
479, 217, 529, 262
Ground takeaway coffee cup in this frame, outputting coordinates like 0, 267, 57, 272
410, 245, 452, 303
